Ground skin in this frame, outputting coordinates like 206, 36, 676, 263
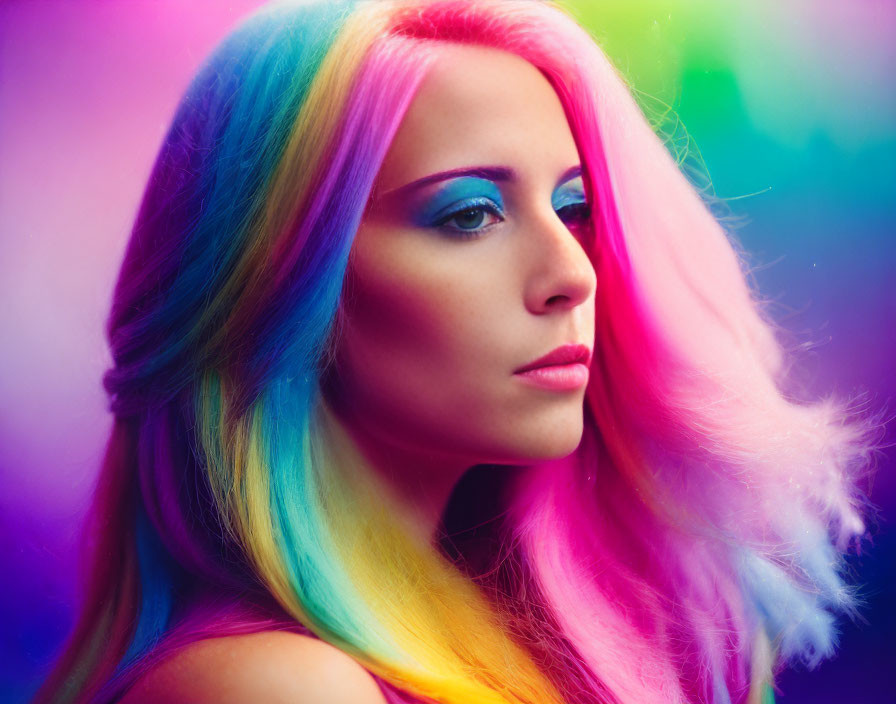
118, 631, 388, 703
323, 44, 597, 543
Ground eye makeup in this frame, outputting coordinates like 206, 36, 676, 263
374, 166, 591, 239
409, 176, 505, 229
552, 175, 592, 229
552, 175, 586, 211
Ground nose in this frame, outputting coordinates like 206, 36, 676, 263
523, 208, 596, 315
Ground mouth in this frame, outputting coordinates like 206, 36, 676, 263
513, 343, 591, 391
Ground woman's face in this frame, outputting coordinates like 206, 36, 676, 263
325, 45, 596, 472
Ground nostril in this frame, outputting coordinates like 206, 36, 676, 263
546, 294, 568, 306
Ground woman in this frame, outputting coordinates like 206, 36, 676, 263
35, 0, 880, 702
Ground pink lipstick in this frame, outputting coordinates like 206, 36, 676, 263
513, 343, 591, 391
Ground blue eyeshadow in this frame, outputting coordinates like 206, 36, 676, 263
410, 177, 505, 226
552, 175, 587, 210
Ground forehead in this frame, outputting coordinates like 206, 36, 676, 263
373, 44, 581, 193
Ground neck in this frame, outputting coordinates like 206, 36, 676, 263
314, 389, 470, 546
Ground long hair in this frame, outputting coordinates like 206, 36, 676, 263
35, 1, 882, 702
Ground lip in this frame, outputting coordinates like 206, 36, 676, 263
513, 343, 591, 391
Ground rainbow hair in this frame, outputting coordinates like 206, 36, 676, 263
35, 1, 882, 703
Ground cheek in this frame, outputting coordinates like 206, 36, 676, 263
335, 228, 506, 449
345, 244, 478, 377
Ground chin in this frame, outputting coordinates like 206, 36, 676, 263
532, 430, 584, 461
493, 416, 585, 465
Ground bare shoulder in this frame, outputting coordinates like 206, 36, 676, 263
119, 630, 388, 704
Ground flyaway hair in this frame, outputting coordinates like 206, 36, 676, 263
35, 1, 883, 703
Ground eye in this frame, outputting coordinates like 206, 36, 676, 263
434, 200, 504, 239
556, 201, 593, 231
552, 172, 592, 234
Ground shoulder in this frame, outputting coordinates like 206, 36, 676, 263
119, 630, 388, 704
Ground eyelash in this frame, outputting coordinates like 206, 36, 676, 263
434, 200, 593, 239
556, 202, 593, 228
434, 200, 504, 239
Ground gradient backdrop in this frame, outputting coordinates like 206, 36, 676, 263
1, 1, 893, 702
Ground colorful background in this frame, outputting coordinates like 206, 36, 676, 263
1, 1, 893, 701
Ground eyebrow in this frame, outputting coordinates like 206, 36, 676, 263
379, 164, 583, 199
554, 165, 584, 189
384, 166, 512, 198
